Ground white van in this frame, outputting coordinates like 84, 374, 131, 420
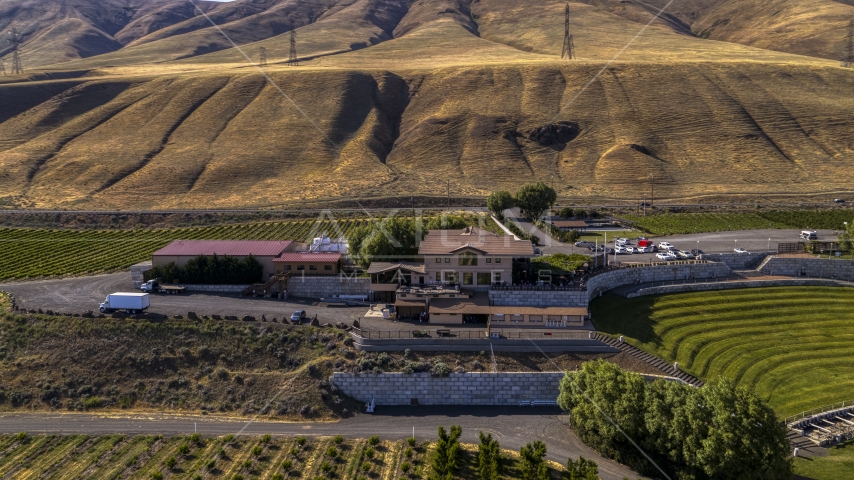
800, 231, 818, 240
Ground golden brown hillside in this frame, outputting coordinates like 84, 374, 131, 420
1, 0, 853, 209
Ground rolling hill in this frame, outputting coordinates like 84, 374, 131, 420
0, 0, 853, 209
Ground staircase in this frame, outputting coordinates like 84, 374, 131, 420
593, 333, 704, 387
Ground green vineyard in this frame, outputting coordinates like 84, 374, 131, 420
0, 433, 563, 480
0, 213, 502, 281
624, 209, 854, 235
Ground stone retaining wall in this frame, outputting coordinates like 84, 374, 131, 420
351, 335, 619, 353
331, 372, 565, 406
759, 257, 854, 281
489, 289, 587, 307
700, 252, 769, 269
586, 262, 732, 301
627, 278, 853, 298
332, 371, 679, 406
287, 276, 370, 299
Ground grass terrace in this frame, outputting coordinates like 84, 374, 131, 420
590, 287, 854, 418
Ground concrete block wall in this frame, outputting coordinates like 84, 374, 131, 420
759, 257, 854, 281
586, 262, 732, 301
627, 278, 852, 298
181, 284, 250, 293
700, 252, 769, 269
489, 289, 587, 307
331, 372, 565, 406
287, 276, 370, 299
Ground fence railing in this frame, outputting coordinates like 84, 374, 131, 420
490, 284, 584, 292
352, 328, 590, 340
784, 400, 854, 426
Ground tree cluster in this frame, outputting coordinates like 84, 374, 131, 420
346, 215, 475, 269
477, 432, 501, 480
147, 254, 263, 285
487, 183, 557, 220
557, 361, 792, 479
557, 207, 600, 220
430, 425, 462, 480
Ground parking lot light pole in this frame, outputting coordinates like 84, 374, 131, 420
768, 238, 771, 252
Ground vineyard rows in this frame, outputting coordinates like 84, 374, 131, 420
624, 210, 854, 236
0, 433, 560, 480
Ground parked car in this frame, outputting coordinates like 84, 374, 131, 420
575, 241, 596, 248
290, 310, 307, 323
691, 249, 704, 255
656, 252, 674, 261
678, 250, 694, 259
734, 248, 749, 254
614, 246, 628, 254
626, 246, 639, 254
658, 242, 675, 250
637, 245, 653, 253
602, 247, 615, 254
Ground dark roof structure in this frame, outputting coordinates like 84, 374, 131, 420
153, 240, 294, 257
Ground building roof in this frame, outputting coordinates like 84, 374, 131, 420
492, 306, 589, 316
273, 252, 341, 263
429, 295, 587, 317
366, 262, 428, 274
418, 227, 534, 256
552, 220, 589, 228
394, 298, 427, 308
153, 240, 294, 257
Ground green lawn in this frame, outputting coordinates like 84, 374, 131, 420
590, 287, 854, 418
794, 441, 854, 480
624, 209, 854, 235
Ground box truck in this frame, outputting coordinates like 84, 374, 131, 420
99, 292, 150, 314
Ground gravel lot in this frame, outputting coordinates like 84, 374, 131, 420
0, 272, 365, 323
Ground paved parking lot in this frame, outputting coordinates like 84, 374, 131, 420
542, 229, 839, 263
0, 272, 365, 323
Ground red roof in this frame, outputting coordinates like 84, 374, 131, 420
273, 252, 342, 263
153, 240, 294, 257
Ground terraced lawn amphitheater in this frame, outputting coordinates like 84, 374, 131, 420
0, 213, 501, 281
590, 287, 854, 418
0, 432, 566, 480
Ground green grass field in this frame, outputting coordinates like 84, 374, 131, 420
624, 210, 854, 235
0, 433, 564, 480
590, 287, 854, 418
794, 441, 854, 480
0, 213, 502, 281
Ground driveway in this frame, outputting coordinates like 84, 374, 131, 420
0, 272, 365, 322
0, 408, 640, 479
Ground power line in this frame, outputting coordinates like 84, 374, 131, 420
288, 30, 298, 66
7, 27, 23, 75
259, 46, 268, 67
843, 19, 854, 68
561, 3, 575, 60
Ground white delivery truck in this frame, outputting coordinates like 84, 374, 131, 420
100, 292, 150, 314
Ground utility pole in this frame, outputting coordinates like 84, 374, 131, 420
650, 175, 655, 209
259, 46, 268, 67
561, 4, 575, 60
7, 28, 23, 75
843, 19, 854, 68
287, 30, 298, 66
447, 181, 450, 212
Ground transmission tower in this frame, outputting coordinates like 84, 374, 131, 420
561, 3, 575, 60
288, 30, 298, 65
7, 27, 23, 75
843, 19, 854, 68
259, 46, 268, 67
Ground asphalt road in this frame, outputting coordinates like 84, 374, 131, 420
0, 272, 365, 322
0, 408, 640, 479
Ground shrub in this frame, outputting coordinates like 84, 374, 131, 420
361, 461, 372, 472
401, 461, 411, 473
321, 461, 331, 473
326, 446, 338, 458
164, 456, 176, 470
148, 254, 263, 285
252, 445, 263, 456
215, 368, 229, 380
150, 472, 163, 480
430, 362, 451, 377
365, 447, 375, 459
282, 459, 293, 471
177, 443, 190, 455
242, 459, 252, 469
333, 434, 344, 444
369, 435, 381, 446
296, 436, 307, 446
519, 441, 548, 480
261, 434, 272, 443
430, 425, 462, 479
232, 475, 244, 480
190, 433, 202, 444
224, 434, 235, 442
271, 474, 284, 480
14, 432, 27, 442
205, 459, 216, 470
407, 437, 416, 447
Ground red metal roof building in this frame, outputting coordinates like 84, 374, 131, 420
152, 240, 302, 279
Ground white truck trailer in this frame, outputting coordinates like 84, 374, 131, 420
99, 292, 150, 314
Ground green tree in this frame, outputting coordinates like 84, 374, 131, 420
558, 206, 575, 218
565, 456, 598, 480
477, 431, 500, 480
519, 440, 549, 480
515, 183, 557, 219
429, 425, 462, 480
565, 230, 581, 243
487, 191, 515, 216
